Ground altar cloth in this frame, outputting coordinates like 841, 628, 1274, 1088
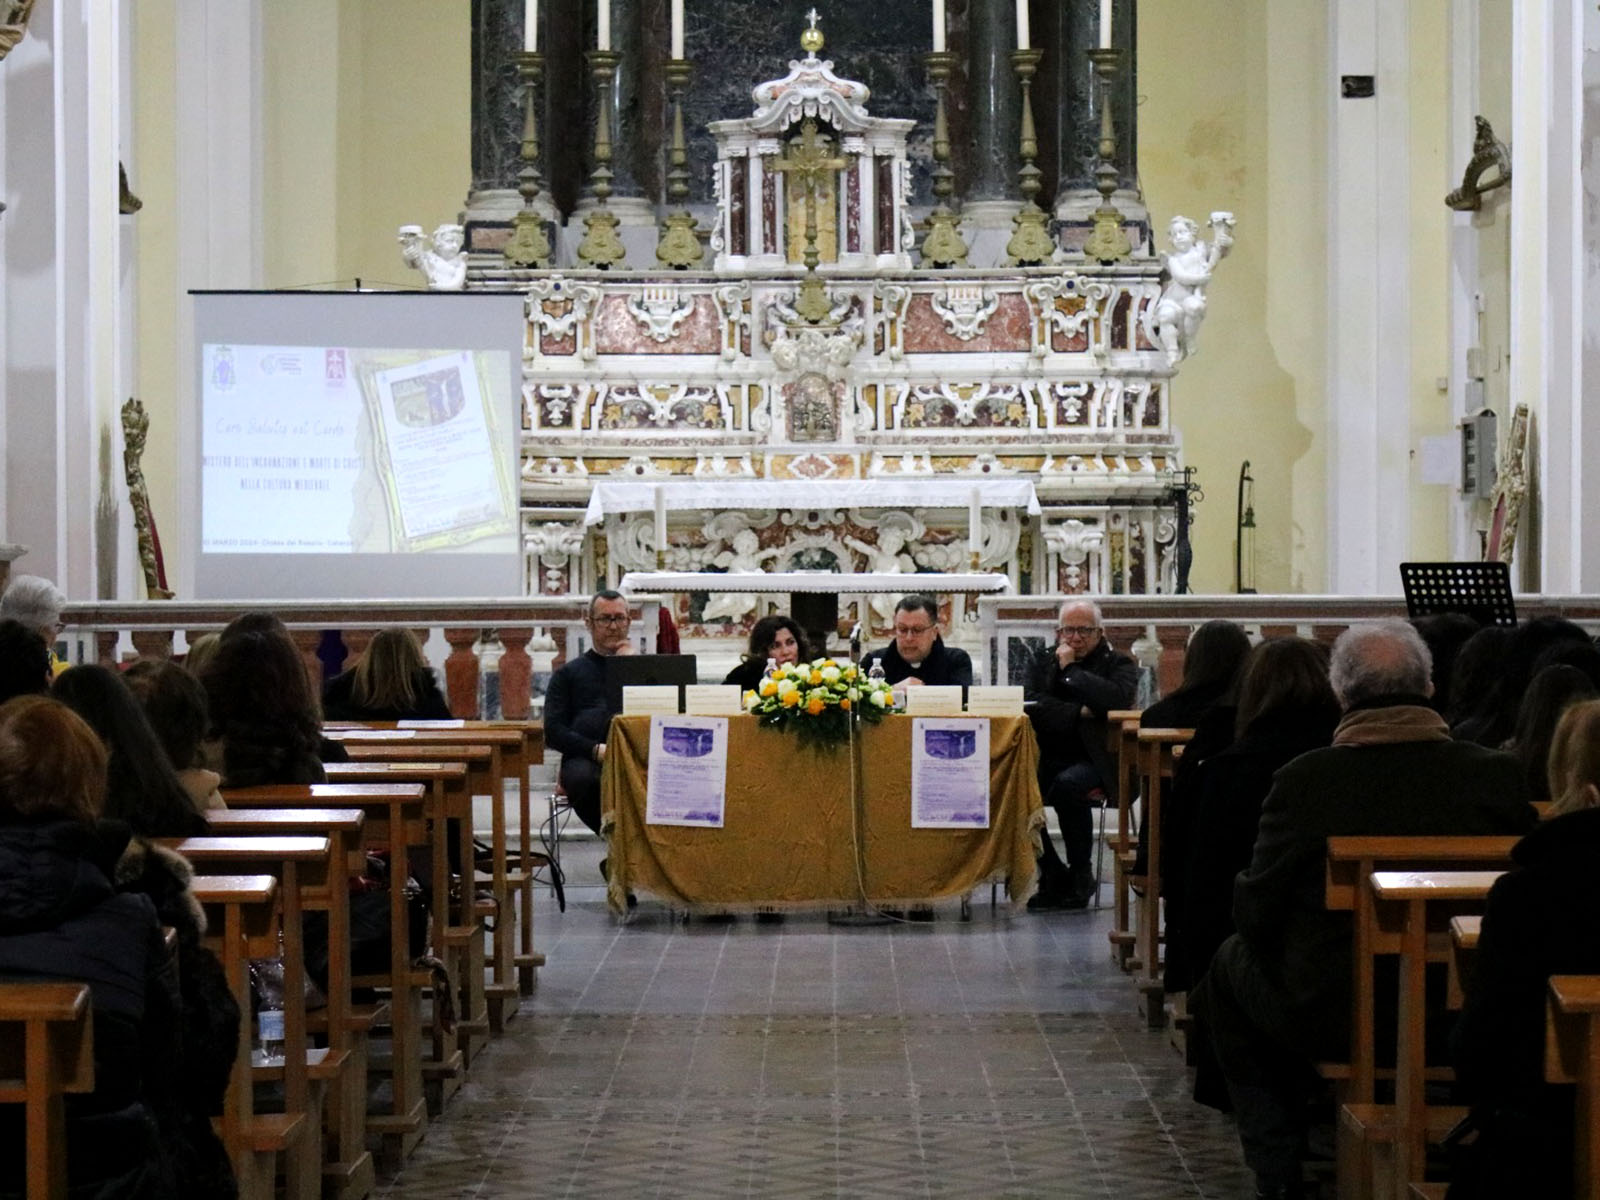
584, 478, 1043, 525
618, 570, 1011, 595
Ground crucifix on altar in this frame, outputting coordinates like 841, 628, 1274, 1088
770, 115, 853, 323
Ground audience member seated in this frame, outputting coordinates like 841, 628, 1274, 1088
859, 595, 973, 688
1448, 698, 1600, 1198
1445, 623, 1513, 732
0, 696, 188, 1198
181, 632, 220, 679
1502, 663, 1597, 804
122, 659, 226, 813
0, 618, 51, 704
723, 615, 809, 695
1410, 611, 1482, 717
1025, 598, 1139, 911
54, 664, 209, 836
0, 573, 67, 676
322, 628, 453, 721
1454, 616, 1591, 748
544, 591, 634, 838
1191, 619, 1536, 1200
200, 619, 338, 786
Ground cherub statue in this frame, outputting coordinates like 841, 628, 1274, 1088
398, 223, 468, 291
702, 529, 781, 624
845, 528, 913, 627
1150, 212, 1234, 365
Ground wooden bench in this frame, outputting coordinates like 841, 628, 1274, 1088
190, 874, 294, 1200
1446, 915, 1480, 1011
221, 784, 431, 1162
0, 982, 93, 1200
1547, 975, 1600, 1200
1131, 727, 1193, 1029
1105, 711, 1142, 970
199, 810, 374, 1200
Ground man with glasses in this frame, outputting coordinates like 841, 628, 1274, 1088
860, 595, 973, 688
544, 590, 634, 836
1025, 598, 1138, 910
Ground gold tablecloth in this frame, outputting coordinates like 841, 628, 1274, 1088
601, 714, 1044, 912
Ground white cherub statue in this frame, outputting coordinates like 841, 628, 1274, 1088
845, 528, 914, 627
702, 529, 781, 624
398, 223, 468, 291
1150, 212, 1234, 365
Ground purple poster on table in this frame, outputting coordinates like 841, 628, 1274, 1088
645, 715, 729, 828
910, 717, 990, 829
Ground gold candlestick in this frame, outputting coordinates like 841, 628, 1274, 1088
921, 50, 969, 268
1005, 46, 1054, 267
1083, 46, 1132, 264
655, 58, 701, 269
503, 50, 552, 268
577, 48, 628, 269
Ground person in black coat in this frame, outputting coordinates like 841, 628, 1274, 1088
544, 591, 634, 836
1025, 598, 1140, 909
0, 696, 185, 1199
1448, 698, 1600, 1199
1192, 620, 1537, 1200
859, 595, 973, 687
722, 615, 809, 694
201, 622, 342, 787
322, 628, 453, 721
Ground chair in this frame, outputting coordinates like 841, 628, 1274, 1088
537, 780, 573, 907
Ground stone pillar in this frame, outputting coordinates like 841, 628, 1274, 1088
960, 0, 1022, 265
1047, 0, 1145, 246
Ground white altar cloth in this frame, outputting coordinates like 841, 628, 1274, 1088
584, 479, 1042, 526
619, 571, 1012, 595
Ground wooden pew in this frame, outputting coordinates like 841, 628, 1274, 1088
221, 784, 430, 1163
0, 982, 93, 1200
190, 874, 289, 1200
1131, 727, 1193, 1029
200, 809, 374, 1200
1547, 975, 1600, 1200
1446, 915, 1480, 1011
1105, 711, 1142, 970
175, 837, 335, 1200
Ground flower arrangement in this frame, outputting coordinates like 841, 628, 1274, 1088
743, 657, 899, 748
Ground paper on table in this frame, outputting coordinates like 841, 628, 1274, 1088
645, 715, 728, 827
904, 686, 964, 715
910, 717, 991, 829
398, 719, 466, 728
683, 685, 745, 715
964, 686, 1024, 716
623, 685, 680, 715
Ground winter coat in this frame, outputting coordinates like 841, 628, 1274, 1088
1025, 638, 1140, 801
322, 667, 452, 722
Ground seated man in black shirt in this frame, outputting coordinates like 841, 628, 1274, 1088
1025, 599, 1139, 910
543, 590, 633, 836
860, 595, 973, 688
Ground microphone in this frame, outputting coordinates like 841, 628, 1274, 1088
849, 622, 862, 662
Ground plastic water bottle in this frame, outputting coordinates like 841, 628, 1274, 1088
251, 951, 286, 1065
762, 656, 778, 680
867, 659, 886, 684
477, 632, 503, 720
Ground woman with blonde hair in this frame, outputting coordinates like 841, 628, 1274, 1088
322, 628, 452, 721
1450, 698, 1600, 1196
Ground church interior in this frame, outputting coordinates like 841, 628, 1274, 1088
2, 1, 1599, 1198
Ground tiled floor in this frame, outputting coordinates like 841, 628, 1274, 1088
375, 840, 1254, 1199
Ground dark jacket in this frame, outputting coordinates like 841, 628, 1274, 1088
860, 636, 973, 687
722, 657, 769, 694
1447, 805, 1600, 1197
544, 649, 617, 762
322, 667, 453, 722
1140, 679, 1233, 733
1025, 638, 1140, 800
1230, 709, 1535, 1041
0, 820, 179, 1199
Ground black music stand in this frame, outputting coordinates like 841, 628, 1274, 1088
1399, 561, 1517, 627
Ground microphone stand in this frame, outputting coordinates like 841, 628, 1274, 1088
830, 623, 893, 926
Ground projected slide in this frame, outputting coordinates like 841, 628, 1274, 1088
201, 344, 517, 556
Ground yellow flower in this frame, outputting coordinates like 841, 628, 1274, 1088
840, 697, 852, 711
810, 669, 823, 685
806, 694, 826, 715
760, 680, 777, 697
782, 690, 802, 708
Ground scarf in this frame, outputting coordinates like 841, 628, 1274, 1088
1332, 704, 1451, 747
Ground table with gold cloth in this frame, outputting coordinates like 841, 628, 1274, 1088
600, 714, 1044, 913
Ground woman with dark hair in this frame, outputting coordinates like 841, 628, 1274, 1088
201, 626, 332, 786
53, 664, 209, 836
1411, 612, 1482, 716
1449, 699, 1600, 1197
122, 659, 224, 813
1454, 616, 1591, 748
722, 615, 809, 693
0, 617, 52, 704
1141, 620, 1252, 731
1501, 663, 1597, 804
1447, 624, 1514, 730
0, 696, 192, 1198
323, 629, 452, 721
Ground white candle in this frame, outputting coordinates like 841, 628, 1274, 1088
671, 0, 684, 58
1015, 0, 1028, 50
968, 487, 982, 560
654, 486, 667, 554
598, 0, 611, 51
1099, 0, 1113, 48
524, 0, 537, 51
932, 0, 945, 53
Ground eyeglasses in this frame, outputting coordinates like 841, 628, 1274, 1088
590, 614, 630, 627
1057, 625, 1098, 639
894, 624, 935, 637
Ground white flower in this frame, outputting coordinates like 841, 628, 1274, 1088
870, 690, 889, 708
744, 690, 760, 711
846, 687, 860, 701
776, 678, 798, 697
821, 665, 842, 684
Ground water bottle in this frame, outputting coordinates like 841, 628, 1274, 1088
251, 946, 286, 1065
762, 656, 778, 680
477, 631, 503, 720
867, 659, 886, 684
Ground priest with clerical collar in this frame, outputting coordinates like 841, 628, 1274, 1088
860, 595, 973, 688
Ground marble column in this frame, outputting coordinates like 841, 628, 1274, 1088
960, 0, 1023, 265
464, 0, 557, 253
1047, 0, 1144, 246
